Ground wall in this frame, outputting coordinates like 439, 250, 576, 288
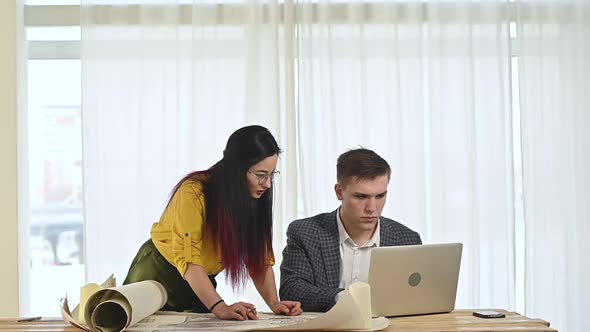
0, 0, 20, 316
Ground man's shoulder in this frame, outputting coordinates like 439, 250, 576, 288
379, 216, 422, 244
379, 216, 416, 232
287, 211, 337, 233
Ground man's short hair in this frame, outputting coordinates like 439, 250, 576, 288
336, 148, 391, 186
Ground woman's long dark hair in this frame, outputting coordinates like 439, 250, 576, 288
168, 125, 280, 289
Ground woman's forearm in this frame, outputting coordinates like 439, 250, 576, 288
250, 266, 280, 307
184, 263, 223, 309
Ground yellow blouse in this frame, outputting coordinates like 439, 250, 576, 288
150, 179, 274, 278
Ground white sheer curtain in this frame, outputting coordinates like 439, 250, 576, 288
81, 0, 296, 310
517, 1, 590, 331
296, 0, 515, 310
82, 0, 590, 324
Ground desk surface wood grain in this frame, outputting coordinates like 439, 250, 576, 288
387, 309, 556, 332
0, 309, 556, 332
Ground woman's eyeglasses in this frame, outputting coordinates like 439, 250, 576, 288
248, 170, 280, 185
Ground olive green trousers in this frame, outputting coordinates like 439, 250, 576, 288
123, 239, 217, 312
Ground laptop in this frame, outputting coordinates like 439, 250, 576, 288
368, 243, 462, 317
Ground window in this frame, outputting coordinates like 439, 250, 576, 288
22, 1, 527, 317
25, 6, 83, 317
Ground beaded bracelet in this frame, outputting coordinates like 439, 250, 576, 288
209, 299, 225, 312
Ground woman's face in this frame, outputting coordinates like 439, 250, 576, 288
246, 154, 279, 199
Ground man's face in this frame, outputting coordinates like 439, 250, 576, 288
335, 175, 389, 233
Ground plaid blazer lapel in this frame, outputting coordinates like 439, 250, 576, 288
319, 210, 341, 288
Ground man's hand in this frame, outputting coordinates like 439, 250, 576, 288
211, 301, 259, 320
270, 301, 303, 316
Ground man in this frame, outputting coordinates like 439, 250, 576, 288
279, 148, 421, 312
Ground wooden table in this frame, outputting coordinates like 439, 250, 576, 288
0, 309, 556, 331
386, 309, 556, 332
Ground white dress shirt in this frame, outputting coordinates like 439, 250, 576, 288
337, 208, 380, 289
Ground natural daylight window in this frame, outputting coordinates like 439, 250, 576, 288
22, 1, 526, 317
27, 59, 83, 317
25, 2, 83, 315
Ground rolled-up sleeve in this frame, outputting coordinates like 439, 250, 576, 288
265, 250, 275, 266
155, 182, 207, 277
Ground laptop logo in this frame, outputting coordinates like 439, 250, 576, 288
408, 272, 421, 287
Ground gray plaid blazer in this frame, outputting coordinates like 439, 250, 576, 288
279, 209, 422, 312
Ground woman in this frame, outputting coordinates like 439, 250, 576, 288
124, 125, 302, 320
